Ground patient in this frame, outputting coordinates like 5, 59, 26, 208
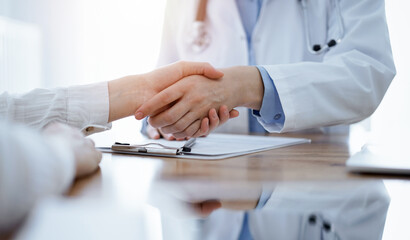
0, 61, 237, 232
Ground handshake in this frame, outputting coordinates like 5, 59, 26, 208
108, 61, 264, 140
43, 61, 264, 179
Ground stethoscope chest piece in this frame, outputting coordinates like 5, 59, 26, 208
187, 21, 211, 53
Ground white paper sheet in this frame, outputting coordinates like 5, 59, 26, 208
99, 133, 310, 160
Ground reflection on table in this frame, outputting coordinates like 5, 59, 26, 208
150, 180, 389, 240
9, 132, 410, 240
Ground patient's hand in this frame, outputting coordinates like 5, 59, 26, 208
135, 66, 263, 139
147, 105, 239, 140
43, 123, 102, 178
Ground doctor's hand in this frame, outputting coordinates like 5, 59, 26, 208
135, 66, 264, 139
107, 61, 224, 122
43, 122, 102, 178
147, 105, 240, 140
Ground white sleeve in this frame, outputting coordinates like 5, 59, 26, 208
0, 121, 75, 231
263, 0, 396, 132
0, 82, 111, 134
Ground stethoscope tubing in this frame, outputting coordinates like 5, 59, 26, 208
300, 0, 345, 55
189, 0, 345, 55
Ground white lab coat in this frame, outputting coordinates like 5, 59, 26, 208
158, 0, 395, 133
198, 181, 389, 240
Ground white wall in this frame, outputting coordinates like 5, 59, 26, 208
0, 0, 166, 89
371, 1, 410, 139
0, 16, 42, 93
0, 0, 166, 140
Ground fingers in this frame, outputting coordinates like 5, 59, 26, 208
159, 110, 199, 134
172, 119, 201, 139
147, 124, 161, 139
176, 61, 224, 80
182, 106, 236, 138
207, 108, 220, 134
149, 95, 198, 129
218, 105, 230, 125
147, 123, 186, 141
75, 139, 102, 178
192, 109, 218, 138
159, 128, 177, 141
192, 118, 210, 138
150, 61, 223, 92
135, 84, 183, 120
198, 200, 222, 217
229, 109, 240, 119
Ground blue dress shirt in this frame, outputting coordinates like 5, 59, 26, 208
238, 188, 273, 240
236, 0, 281, 239
236, 0, 285, 133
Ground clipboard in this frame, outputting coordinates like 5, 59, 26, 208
108, 137, 196, 156
98, 133, 311, 160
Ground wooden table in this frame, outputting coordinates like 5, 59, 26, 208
70, 132, 409, 195
6, 132, 410, 240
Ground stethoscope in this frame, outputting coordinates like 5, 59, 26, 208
303, 213, 342, 240
299, 0, 345, 54
188, 0, 345, 55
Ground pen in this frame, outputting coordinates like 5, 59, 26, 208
181, 138, 196, 153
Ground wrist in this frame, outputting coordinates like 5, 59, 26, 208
225, 66, 264, 110
108, 75, 145, 122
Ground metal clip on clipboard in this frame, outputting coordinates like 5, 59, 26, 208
111, 138, 196, 156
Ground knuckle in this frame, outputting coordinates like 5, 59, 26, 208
160, 127, 171, 134
173, 123, 185, 133
183, 128, 195, 138
191, 95, 202, 105
160, 91, 173, 103
147, 117, 158, 128
162, 112, 176, 125
178, 61, 187, 74
172, 131, 185, 139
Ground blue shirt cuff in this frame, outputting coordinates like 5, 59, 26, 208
253, 66, 285, 128
255, 189, 273, 209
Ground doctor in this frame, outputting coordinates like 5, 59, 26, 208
137, 0, 396, 139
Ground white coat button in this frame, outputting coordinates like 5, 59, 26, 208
274, 114, 282, 120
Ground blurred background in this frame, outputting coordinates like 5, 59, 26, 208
0, 0, 408, 138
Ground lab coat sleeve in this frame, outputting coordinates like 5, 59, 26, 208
262, 0, 396, 132
0, 82, 111, 135
0, 121, 75, 231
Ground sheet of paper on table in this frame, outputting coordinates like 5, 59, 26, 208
98, 133, 311, 160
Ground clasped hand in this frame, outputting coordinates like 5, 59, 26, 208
135, 65, 264, 139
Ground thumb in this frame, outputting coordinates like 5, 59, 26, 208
149, 61, 224, 91
180, 61, 224, 80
